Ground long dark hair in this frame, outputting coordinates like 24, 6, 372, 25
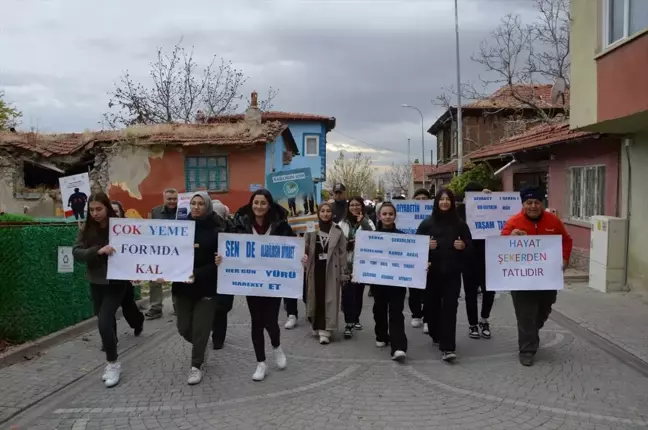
344, 196, 365, 225
376, 201, 397, 230
111, 201, 125, 218
81, 192, 117, 243
247, 188, 285, 224
433, 188, 459, 222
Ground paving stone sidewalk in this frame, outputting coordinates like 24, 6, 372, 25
554, 282, 648, 363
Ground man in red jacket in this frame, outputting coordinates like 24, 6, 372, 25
501, 186, 573, 367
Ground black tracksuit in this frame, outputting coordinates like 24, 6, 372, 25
371, 224, 408, 354
416, 213, 472, 352
232, 204, 295, 362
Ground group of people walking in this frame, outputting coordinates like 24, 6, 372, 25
74, 181, 572, 389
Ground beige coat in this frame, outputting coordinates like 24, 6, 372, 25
305, 225, 348, 331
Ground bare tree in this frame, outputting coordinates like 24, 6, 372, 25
386, 163, 412, 196
104, 42, 278, 128
327, 152, 376, 198
0, 90, 22, 130
434, 0, 570, 122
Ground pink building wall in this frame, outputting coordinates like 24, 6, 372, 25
548, 137, 620, 253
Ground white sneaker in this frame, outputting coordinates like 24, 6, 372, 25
103, 362, 121, 388
411, 318, 423, 328
423, 323, 429, 334
253, 362, 267, 381
284, 315, 297, 329
274, 346, 287, 369
319, 335, 330, 344
391, 350, 407, 361
376, 341, 387, 348
187, 366, 203, 385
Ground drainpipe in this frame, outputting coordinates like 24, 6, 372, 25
494, 158, 517, 176
623, 138, 632, 287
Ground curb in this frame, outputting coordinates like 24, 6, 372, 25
0, 290, 172, 369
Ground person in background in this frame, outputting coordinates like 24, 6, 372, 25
339, 196, 376, 338
331, 183, 348, 223
109, 201, 144, 342
501, 186, 572, 367
146, 188, 179, 320
217, 189, 303, 381
303, 202, 347, 344
457, 183, 496, 340
211, 200, 235, 350
417, 188, 472, 362
73, 192, 125, 388
409, 188, 432, 332
173, 192, 228, 385
372, 202, 408, 361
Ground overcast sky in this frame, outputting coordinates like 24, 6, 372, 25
0, 0, 537, 168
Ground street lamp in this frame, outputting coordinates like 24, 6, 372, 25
401, 104, 426, 189
454, 0, 464, 174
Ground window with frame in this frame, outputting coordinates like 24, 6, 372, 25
185, 156, 228, 192
304, 135, 319, 156
604, 0, 648, 47
569, 165, 605, 222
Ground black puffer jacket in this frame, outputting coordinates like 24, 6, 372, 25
416, 215, 472, 275
172, 212, 230, 299
233, 203, 294, 237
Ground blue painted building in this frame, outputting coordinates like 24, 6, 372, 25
207, 106, 336, 204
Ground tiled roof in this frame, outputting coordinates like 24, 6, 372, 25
207, 111, 336, 131
427, 157, 473, 177
428, 84, 569, 134
0, 122, 288, 158
464, 84, 569, 110
412, 164, 436, 182
469, 122, 597, 160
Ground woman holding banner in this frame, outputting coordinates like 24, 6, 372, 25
73, 192, 127, 388
416, 188, 472, 362
217, 189, 300, 382
303, 202, 347, 344
409, 188, 432, 332
172, 192, 230, 385
339, 196, 376, 339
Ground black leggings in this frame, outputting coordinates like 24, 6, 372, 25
341, 282, 365, 324
90, 282, 128, 362
246, 296, 282, 362
425, 271, 462, 352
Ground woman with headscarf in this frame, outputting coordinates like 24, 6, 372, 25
216, 189, 303, 382
416, 188, 472, 362
172, 192, 229, 385
303, 202, 347, 344
210, 199, 235, 350
339, 196, 376, 339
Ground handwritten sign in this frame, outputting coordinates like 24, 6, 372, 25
217, 233, 305, 298
107, 219, 195, 282
352, 230, 428, 289
485, 235, 564, 291
465, 192, 522, 239
392, 200, 434, 234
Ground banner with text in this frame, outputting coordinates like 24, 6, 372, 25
485, 235, 564, 291
107, 218, 196, 282
392, 200, 434, 234
59, 172, 91, 222
465, 192, 522, 239
352, 230, 428, 289
175, 192, 193, 220
217, 233, 306, 298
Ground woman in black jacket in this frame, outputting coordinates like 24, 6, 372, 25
216, 189, 297, 382
416, 188, 472, 362
372, 202, 408, 361
172, 191, 228, 386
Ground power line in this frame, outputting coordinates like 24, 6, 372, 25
330, 130, 398, 153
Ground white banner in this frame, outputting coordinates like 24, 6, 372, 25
485, 235, 564, 291
107, 218, 195, 282
217, 233, 306, 298
392, 200, 434, 234
465, 192, 522, 239
176, 192, 193, 220
352, 230, 429, 289
58, 172, 91, 222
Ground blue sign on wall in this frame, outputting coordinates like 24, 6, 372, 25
266, 168, 315, 217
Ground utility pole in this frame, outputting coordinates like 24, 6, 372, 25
455, 0, 464, 174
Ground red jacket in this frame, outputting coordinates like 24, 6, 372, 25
501, 210, 573, 262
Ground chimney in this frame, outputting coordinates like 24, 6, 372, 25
244, 91, 262, 126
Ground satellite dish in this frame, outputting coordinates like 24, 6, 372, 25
551, 77, 567, 105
